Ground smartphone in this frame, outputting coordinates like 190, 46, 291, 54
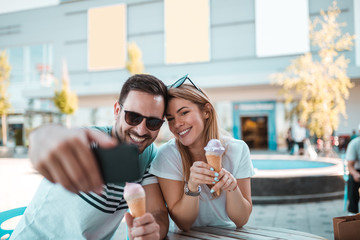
92, 143, 141, 183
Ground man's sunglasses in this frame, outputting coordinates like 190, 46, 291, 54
120, 104, 165, 131
168, 74, 204, 94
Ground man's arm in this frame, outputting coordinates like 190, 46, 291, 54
348, 161, 360, 182
346, 140, 360, 182
126, 183, 169, 239
29, 124, 117, 193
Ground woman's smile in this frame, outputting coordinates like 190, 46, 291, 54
178, 127, 191, 137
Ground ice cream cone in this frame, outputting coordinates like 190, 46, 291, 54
204, 139, 225, 198
206, 154, 222, 197
124, 182, 146, 218
127, 197, 146, 218
206, 154, 222, 172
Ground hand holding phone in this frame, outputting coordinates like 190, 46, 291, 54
92, 143, 141, 183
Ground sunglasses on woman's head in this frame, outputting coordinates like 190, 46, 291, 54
120, 104, 165, 131
168, 74, 204, 94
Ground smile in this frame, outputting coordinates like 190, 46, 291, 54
129, 133, 146, 143
178, 128, 191, 136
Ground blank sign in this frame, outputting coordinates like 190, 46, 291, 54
164, 0, 210, 64
88, 4, 126, 71
255, 0, 310, 57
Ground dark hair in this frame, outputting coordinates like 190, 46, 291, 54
118, 74, 168, 113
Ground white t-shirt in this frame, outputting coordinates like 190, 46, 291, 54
292, 123, 306, 142
149, 137, 255, 228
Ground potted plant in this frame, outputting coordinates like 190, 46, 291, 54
53, 59, 78, 127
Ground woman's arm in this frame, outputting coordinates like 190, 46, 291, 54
211, 169, 252, 228
225, 178, 252, 228
158, 161, 217, 231
158, 178, 199, 231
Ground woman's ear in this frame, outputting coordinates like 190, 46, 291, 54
203, 103, 212, 119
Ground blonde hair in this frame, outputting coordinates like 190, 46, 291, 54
167, 84, 220, 182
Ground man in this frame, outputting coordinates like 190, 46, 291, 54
346, 123, 360, 214
11, 74, 169, 239
350, 129, 358, 141
292, 121, 306, 155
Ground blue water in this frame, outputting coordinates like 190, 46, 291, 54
252, 159, 334, 170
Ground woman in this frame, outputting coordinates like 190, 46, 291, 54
149, 75, 254, 231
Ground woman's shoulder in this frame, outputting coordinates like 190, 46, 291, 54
158, 138, 178, 152
221, 137, 250, 158
222, 137, 248, 150
155, 138, 181, 160
150, 138, 183, 179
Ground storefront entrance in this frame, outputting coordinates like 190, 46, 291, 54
241, 116, 268, 149
233, 101, 277, 150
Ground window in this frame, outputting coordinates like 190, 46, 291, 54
88, 4, 126, 71
7, 47, 24, 83
165, 0, 210, 64
255, 0, 310, 57
4, 44, 52, 84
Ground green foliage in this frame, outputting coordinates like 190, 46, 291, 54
126, 42, 144, 75
0, 51, 11, 115
273, 1, 354, 138
54, 78, 78, 115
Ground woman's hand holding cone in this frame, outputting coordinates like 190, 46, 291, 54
210, 168, 237, 193
188, 161, 219, 191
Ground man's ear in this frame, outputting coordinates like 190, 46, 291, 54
114, 101, 121, 120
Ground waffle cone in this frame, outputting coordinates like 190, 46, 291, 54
206, 154, 222, 197
127, 197, 146, 218
206, 154, 222, 172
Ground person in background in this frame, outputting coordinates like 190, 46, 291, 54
292, 121, 306, 155
150, 75, 254, 231
286, 127, 294, 154
350, 129, 358, 141
346, 123, 360, 214
11, 74, 169, 240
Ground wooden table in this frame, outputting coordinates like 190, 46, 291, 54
166, 226, 327, 240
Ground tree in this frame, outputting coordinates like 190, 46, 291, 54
0, 51, 11, 146
54, 60, 78, 127
126, 42, 144, 75
272, 1, 355, 156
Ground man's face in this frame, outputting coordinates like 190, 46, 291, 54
114, 90, 165, 153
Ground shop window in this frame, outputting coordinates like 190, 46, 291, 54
241, 116, 268, 149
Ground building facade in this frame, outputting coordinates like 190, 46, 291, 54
0, 0, 359, 150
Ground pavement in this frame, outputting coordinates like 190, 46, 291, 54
0, 153, 353, 240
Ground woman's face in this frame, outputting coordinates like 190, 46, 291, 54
166, 98, 208, 148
